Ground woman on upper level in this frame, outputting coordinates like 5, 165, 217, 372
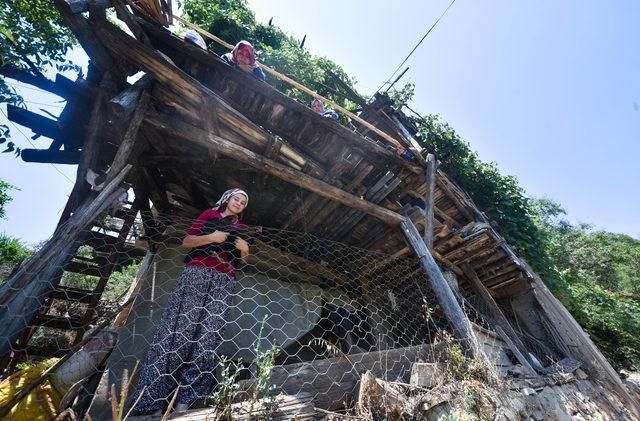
221, 41, 266, 82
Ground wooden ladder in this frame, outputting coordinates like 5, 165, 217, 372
8, 202, 139, 363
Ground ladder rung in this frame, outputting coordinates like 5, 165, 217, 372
51, 286, 96, 304
30, 314, 85, 330
112, 207, 137, 221
65, 261, 103, 277
82, 232, 120, 253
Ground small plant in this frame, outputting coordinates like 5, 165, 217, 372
206, 354, 242, 420
439, 333, 490, 383
249, 316, 281, 417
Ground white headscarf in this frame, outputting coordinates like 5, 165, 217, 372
213, 188, 249, 211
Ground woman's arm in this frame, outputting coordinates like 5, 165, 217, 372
182, 231, 228, 248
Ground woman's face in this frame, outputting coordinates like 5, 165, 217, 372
226, 193, 247, 215
236, 48, 254, 66
311, 100, 324, 113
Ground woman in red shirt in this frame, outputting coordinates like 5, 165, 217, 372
132, 188, 249, 415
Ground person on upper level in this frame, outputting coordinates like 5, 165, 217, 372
310, 98, 339, 121
221, 41, 266, 81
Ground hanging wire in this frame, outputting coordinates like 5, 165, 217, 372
375, 0, 457, 94
0, 107, 74, 184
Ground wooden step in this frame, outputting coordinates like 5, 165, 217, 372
50, 285, 96, 304
82, 232, 120, 254
64, 260, 103, 277
112, 207, 137, 221
30, 314, 85, 330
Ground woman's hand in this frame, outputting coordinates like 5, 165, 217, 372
182, 231, 228, 248
235, 237, 250, 262
235, 237, 249, 253
208, 230, 229, 244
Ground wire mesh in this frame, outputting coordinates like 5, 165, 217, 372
0, 210, 560, 418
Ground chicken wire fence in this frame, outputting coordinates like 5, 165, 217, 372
0, 210, 553, 417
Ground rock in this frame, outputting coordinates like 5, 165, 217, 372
410, 362, 440, 388
575, 368, 588, 380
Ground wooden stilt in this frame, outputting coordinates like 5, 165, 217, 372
400, 219, 480, 355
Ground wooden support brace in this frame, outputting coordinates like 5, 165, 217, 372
97, 90, 151, 190
400, 219, 480, 354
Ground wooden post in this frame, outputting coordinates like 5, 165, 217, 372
423, 153, 436, 250
0, 165, 132, 359
400, 219, 479, 354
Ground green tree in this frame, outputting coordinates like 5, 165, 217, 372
531, 197, 640, 369
0, 179, 15, 219
0, 180, 31, 268
0, 0, 78, 152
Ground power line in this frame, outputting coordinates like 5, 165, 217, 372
0, 107, 74, 184
375, 0, 457, 94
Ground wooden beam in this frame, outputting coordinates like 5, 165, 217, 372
423, 153, 436, 250
54, 0, 117, 73
107, 76, 151, 122
146, 113, 405, 226
136, 17, 423, 175
175, 16, 421, 158
0, 65, 91, 99
98, 90, 150, 189
20, 149, 79, 164
400, 219, 479, 353
530, 273, 640, 418
435, 173, 476, 222
6, 105, 61, 139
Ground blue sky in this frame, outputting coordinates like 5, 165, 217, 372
1, 0, 639, 244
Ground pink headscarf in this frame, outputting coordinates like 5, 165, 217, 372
231, 41, 257, 68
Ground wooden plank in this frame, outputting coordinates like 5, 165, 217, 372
400, 219, 479, 353
435, 173, 475, 222
0, 64, 90, 99
423, 153, 436, 250
20, 149, 80, 164
146, 113, 405, 226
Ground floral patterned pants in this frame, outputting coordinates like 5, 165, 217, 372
131, 266, 234, 413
